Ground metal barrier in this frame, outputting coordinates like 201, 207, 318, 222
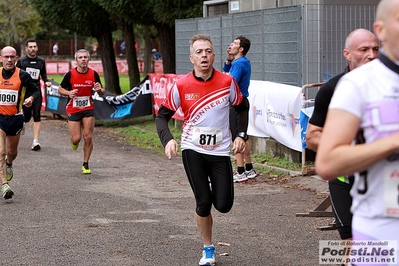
297, 82, 336, 231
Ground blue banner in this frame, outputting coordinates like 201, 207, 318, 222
45, 76, 153, 121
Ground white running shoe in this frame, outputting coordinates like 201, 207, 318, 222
245, 169, 257, 179
2, 183, 14, 199
233, 172, 248, 183
31, 139, 41, 151
199, 245, 215, 266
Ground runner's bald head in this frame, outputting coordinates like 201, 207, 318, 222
344, 28, 376, 51
373, 0, 399, 61
376, 0, 394, 21
1, 46, 17, 56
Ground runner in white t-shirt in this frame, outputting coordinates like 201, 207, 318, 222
316, 1, 399, 265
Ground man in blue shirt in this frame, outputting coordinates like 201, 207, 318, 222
223, 36, 256, 182
152, 49, 162, 60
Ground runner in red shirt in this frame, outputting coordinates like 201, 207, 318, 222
58, 49, 105, 174
156, 34, 249, 266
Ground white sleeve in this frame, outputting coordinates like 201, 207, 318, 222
329, 74, 364, 119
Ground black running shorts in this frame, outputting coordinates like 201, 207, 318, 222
0, 114, 24, 136
67, 110, 95, 121
329, 176, 354, 240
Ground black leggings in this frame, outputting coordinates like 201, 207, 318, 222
182, 150, 234, 217
329, 176, 354, 240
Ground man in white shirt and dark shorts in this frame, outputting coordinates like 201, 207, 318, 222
316, 1, 399, 264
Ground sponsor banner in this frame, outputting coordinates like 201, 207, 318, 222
319, 240, 397, 265
46, 61, 71, 75
148, 73, 185, 120
44, 73, 309, 152
300, 107, 314, 149
45, 76, 153, 121
40, 79, 46, 111
247, 80, 303, 152
148, 75, 307, 152
47, 60, 163, 75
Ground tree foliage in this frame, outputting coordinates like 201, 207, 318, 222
29, 0, 122, 94
93, 0, 146, 88
151, 0, 203, 27
94, 0, 203, 75
150, 0, 203, 73
0, 0, 41, 46
27, 0, 204, 93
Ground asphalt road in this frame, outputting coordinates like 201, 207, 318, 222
0, 113, 339, 266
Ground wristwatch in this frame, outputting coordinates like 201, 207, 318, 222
237, 132, 248, 141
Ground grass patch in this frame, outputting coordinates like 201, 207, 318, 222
48, 74, 65, 84
99, 115, 182, 154
252, 153, 302, 172
118, 74, 130, 93
252, 164, 290, 177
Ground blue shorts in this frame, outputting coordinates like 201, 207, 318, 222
0, 114, 24, 136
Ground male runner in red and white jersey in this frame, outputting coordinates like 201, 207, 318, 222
0, 46, 40, 199
155, 34, 249, 266
58, 49, 105, 174
316, 0, 399, 265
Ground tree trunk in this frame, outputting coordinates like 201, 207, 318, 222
122, 20, 140, 88
144, 26, 152, 75
96, 28, 121, 95
155, 24, 176, 74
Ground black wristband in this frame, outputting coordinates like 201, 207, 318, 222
226, 59, 233, 62
237, 132, 248, 141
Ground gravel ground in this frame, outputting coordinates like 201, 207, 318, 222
0, 112, 339, 266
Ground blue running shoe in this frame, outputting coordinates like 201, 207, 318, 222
199, 245, 215, 266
